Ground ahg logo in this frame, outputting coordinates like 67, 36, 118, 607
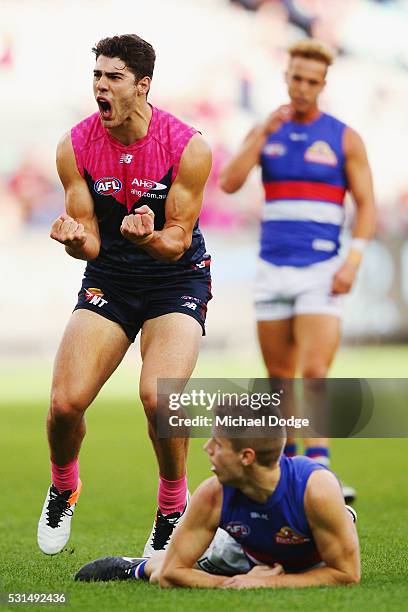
131, 178, 167, 191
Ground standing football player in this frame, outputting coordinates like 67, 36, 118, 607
37, 34, 212, 556
219, 39, 376, 501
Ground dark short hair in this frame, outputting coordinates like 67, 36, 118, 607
92, 34, 156, 81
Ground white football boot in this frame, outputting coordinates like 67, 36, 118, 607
143, 491, 189, 557
37, 479, 82, 555
341, 482, 357, 504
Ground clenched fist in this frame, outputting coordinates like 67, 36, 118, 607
120, 205, 155, 246
331, 261, 358, 295
50, 213, 87, 248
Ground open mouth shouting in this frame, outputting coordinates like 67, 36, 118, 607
96, 97, 113, 120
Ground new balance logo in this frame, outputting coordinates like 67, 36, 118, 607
120, 154, 133, 164
182, 302, 197, 310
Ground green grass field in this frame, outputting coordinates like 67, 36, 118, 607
1, 347, 407, 611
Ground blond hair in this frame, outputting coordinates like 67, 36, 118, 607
288, 39, 335, 67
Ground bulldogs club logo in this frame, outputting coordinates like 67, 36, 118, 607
275, 526, 310, 545
304, 141, 338, 166
225, 522, 251, 538
94, 177, 122, 195
84, 288, 108, 308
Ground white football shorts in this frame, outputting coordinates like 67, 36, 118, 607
197, 528, 251, 576
196, 527, 326, 575
254, 255, 346, 320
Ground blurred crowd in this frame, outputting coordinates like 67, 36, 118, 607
1, 0, 408, 237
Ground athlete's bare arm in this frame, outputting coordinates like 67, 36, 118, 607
51, 133, 100, 260
159, 477, 227, 588
120, 133, 212, 262
332, 128, 376, 294
223, 470, 360, 589
219, 105, 293, 193
344, 128, 376, 241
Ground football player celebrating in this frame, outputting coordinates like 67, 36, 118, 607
37, 34, 212, 557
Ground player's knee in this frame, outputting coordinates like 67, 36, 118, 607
49, 392, 88, 421
266, 365, 295, 378
140, 388, 157, 416
302, 364, 329, 378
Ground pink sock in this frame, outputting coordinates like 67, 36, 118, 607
158, 474, 187, 515
51, 458, 79, 493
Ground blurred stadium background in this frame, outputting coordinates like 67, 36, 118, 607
1, 0, 408, 359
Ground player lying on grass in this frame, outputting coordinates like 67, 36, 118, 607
76, 404, 360, 588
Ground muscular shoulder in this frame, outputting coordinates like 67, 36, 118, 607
58, 113, 103, 180
182, 132, 212, 164
194, 476, 222, 504
176, 133, 212, 187
56, 131, 86, 188
343, 127, 367, 158
304, 469, 344, 524
56, 132, 76, 180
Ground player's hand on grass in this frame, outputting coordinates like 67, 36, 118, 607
331, 261, 358, 294
120, 205, 155, 246
222, 564, 284, 589
263, 105, 293, 135
50, 213, 87, 248
247, 563, 284, 577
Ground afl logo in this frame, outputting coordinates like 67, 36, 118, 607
225, 522, 251, 538
94, 177, 122, 195
263, 142, 286, 157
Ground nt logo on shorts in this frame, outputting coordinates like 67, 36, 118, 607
84, 288, 108, 308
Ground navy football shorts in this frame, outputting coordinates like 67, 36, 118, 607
73, 271, 212, 342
